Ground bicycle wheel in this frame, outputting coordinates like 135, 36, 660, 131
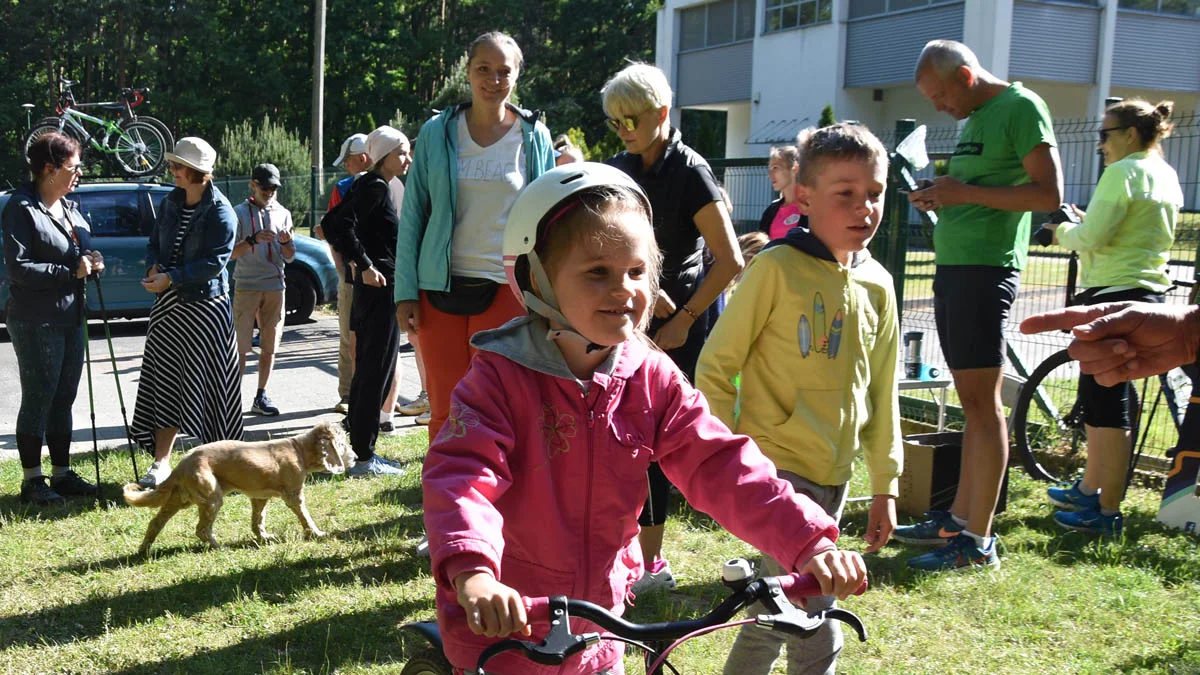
1012, 349, 1139, 483
25, 119, 76, 162
131, 115, 175, 153
110, 120, 166, 177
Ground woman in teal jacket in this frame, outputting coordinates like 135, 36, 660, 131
394, 31, 555, 442
1041, 99, 1182, 536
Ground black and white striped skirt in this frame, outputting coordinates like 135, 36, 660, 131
131, 288, 243, 451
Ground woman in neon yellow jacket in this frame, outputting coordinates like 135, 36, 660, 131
1041, 98, 1182, 536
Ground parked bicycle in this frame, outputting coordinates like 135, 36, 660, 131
399, 559, 868, 675
1012, 218, 1193, 484
23, 77, 171, 178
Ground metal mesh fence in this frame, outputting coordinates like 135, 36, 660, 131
711, 110, 1199, 465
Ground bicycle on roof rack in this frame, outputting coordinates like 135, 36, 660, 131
399, 558, 868, 675
23, 77, 173, 179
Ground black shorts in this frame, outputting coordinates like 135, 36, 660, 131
1075, 287, 1164, 429
934, 265, 1020, 371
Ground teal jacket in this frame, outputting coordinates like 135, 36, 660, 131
394, 102, 556, 302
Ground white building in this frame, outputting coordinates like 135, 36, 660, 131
656, 0, 1200, 158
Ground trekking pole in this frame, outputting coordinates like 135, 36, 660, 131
81, 284, 105, 508
92, 273, 140, 480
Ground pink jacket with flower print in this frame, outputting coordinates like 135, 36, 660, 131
423, 317, 839, 674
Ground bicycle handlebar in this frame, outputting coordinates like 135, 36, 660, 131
447, 569, 868, 671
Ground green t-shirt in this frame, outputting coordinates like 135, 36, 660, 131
933, 83, 1056, 270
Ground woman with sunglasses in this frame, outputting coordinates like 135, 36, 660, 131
2, 132, 104, 505
394, 31, 555, 443
1037, 98, 1182, 537
601, 63, 745, 593
131, 137, 243, 489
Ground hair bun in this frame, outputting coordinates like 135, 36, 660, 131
1153, 100, 1174, 121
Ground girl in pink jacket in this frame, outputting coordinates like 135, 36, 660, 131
422, 163, 867, 674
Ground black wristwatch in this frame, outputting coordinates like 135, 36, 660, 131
245, 234, 257, 247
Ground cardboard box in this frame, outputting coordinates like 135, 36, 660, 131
898, 432, 1008, 517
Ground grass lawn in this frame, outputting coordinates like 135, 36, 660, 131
2, 429, 1199, 674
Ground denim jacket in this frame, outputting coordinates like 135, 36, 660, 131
2, 182, 92, 326
147, 183, 237, 303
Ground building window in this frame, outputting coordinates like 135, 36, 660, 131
765, 0, 833, 33
679, 0, 755, 51
1119, 0, 1200, 15
848, 0, 958, 20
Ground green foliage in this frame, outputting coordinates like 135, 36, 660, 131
430, 53, 472, 113
218, 115, 312, 225
819, 103, 837, 127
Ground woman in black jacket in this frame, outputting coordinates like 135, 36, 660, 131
324, 126, 411, 477
1, 132, 104, 504
131, 137, 242, 488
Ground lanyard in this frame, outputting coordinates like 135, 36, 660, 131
248, 198, 273, 263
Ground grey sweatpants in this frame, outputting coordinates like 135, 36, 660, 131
722, 470, 848, 675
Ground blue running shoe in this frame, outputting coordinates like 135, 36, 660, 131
907, 534, 1000, 572
892, 510, 964, 545
1054, 508, 1122, 536
1046, 480, 1100, 512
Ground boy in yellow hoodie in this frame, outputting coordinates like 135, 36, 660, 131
696, 123, 901, 675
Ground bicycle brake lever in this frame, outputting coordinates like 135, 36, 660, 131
475, 596, 600, 671
756, 607, 869, 643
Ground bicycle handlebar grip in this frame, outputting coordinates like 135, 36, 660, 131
777, 573, 869, 599
523, 597, 552, 624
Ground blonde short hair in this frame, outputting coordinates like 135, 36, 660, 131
601, 63, 673, 119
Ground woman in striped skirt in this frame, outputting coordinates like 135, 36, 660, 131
132, 137, 242, 489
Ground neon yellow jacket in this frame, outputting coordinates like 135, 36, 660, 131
1056, 151, 1181, 293
696, 232, 902, 496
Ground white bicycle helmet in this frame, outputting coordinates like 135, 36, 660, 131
503, 162, 651, 348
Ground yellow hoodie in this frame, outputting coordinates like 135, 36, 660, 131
696, 236, 902, 496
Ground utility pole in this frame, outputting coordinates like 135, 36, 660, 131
310, 0, 326, 230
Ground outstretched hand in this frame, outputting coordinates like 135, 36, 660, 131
1020, 302, 1200, 386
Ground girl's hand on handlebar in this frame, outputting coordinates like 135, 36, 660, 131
454, 571, 531, 638
800, 549, 868, 600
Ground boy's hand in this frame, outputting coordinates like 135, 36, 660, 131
653, 312, 692, 351
800, 549, 868, 600
864, 494, 896, 553
654, 290, 677, 319
454, 571, 530, 638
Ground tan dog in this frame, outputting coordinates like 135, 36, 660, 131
123, 422, 351, 554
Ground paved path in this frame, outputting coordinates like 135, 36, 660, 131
0, 310, 426, 463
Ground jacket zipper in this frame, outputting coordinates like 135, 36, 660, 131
580, 386, 599, 600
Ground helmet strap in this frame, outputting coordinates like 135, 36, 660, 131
524, 251, 606, 353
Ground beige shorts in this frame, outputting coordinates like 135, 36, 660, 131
233, 289, 285, 354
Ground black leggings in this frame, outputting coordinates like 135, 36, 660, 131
638, 461, 672, 527
1076, 288, 1164, 429
348, 284, 399, 461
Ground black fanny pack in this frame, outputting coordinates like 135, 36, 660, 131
426, 275, 501, 316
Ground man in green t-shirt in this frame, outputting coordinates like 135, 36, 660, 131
895, 40, 1063, 572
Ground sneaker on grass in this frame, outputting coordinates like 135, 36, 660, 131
50, 470, 100, 498
892, 510, 963, 545
20, 476, 65, 506
137, 461, 172, 489
347, 455, 405, 478
632, 559, 677, 594
1046, 480, 1100, 512
1054, 508, 1122, 536
907, 533, 1000, 572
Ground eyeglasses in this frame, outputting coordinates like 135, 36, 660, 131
1098, 126, 1128, 143
60, 163, 84, 175
606, 112, 650, 133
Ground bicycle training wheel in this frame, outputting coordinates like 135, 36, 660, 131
1012, 349, 1139, 483
111, 120, 167, 178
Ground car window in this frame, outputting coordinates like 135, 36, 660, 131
74, 191, 142, 237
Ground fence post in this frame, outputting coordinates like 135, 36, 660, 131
883, 118, 916, 319
310, 166, 319, 232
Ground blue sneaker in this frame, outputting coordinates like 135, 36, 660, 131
1046, 480, 1101, 511
346, 455, 405, 478
907, 534, 1000, 572
1054, 508, 1122, 536
892, 510, 964, 545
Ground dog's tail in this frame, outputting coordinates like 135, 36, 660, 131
123, 481, 175, 508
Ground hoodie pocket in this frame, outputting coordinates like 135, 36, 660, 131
607, 411, 655, 481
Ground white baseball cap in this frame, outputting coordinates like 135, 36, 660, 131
366, 126, 409, 164
165, 137, 217, 174
333, 133, 368, 167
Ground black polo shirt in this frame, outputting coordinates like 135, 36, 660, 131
607, 128, 723, 307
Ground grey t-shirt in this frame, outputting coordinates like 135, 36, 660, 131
233, 199, 295, 291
